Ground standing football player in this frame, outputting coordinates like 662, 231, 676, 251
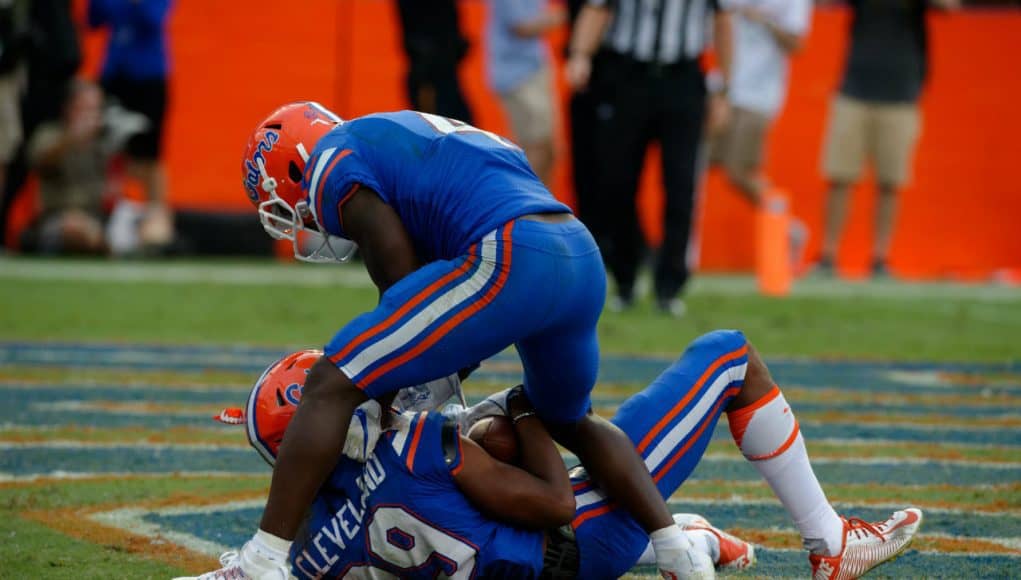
227, 102, 704, 578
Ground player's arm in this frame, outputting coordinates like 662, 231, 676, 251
453, 392, 575, 529
340, 186, 421, 295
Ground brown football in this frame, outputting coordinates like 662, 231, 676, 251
466, 415, 519, 464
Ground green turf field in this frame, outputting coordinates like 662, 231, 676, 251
1, 257, 1018, 579
2, 258, 1019, 359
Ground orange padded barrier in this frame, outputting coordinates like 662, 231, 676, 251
59, 2, 1021, 278
756, 189, 792, 296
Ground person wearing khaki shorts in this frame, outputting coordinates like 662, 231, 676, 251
819, 0, 958, 278
709, 0, 811, 208
499, 65, 557, 183
485, 0, 564, 186
820, 94, 921, 277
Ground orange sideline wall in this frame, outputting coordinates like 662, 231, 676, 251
63, 2, 1020, 278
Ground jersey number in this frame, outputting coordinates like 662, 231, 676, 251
417, 112, 517, 149
345, 506, 478, 579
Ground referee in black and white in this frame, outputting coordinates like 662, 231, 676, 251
566, 0, 732, 317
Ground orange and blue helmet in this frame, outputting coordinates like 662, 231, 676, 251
239, 349, 321, 466
241, 102, 356, 263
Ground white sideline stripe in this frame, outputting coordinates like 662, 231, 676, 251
921, 532, 1021, 551
0, 258, 375, 288
0, 441, 247, 450
661, 496, 1021, 518
0, 470, 265, 482
723, 546, 1021, 558
89, 499, 1021, 563
3, 441, 1019, 470
0, 382, 252, 392
340, 230, 498, 379
799, 419, 1020, 433
30, 401, 219, 417
89, 499, 266, 558
805, 437, 1021, 450
698, 451, 1021, 469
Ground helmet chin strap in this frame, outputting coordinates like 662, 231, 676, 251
255, 158, 357, 263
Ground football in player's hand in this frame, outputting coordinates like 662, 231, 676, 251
467, 415, 519, 464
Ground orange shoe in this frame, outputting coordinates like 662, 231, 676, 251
675, 514, 756, 571
810, 508, 923, 580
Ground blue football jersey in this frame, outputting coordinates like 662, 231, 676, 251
290, 411, 545, 579
303, 110, 571, 261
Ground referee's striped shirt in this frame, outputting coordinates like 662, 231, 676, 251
589, 0, 721, 64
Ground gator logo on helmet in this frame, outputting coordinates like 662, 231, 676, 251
243, 130, 280, 202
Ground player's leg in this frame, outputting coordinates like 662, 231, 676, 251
512, 225, 711, 578
254, 230, 536, 570
567, 330, 752, 578
728, 337, 923, 578
725, 341, 844, 555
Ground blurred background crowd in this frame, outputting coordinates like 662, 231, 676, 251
0, 0, 1018, 311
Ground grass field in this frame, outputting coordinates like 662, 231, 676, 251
1, 256, 1018, 578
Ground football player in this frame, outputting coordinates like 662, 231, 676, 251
186, 330, 922, 579
237, 102, 697, 577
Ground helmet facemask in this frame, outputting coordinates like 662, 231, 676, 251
254, 156, 357, 263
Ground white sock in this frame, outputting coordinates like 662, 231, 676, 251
728, 386, 844, 556
252, 528, 292, 562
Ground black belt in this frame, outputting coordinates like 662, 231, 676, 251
597, 50, 700, 79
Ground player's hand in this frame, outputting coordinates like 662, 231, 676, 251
657, 543, 716, 580
565, 53, 593, 91
343, 400, 383, 462
506, 385, 535, 420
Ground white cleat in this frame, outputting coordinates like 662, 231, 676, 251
809, 507, 924, 580
173, 545, 292, 580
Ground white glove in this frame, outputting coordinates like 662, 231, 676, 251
653, 525, 716, 580
657, 548, 715, 580
344, 374, 464, 462
446, 386, 516, 432
342, 400, 382, 462
394, 373, 462, 412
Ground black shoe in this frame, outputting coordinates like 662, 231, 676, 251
655, 297, 687, 318
608, 294, 634, 313
814, 256, 835, 277
871, 258, 890, 279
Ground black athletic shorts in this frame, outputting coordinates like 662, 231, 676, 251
101, 75, 167, 160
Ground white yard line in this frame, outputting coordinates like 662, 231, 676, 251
3, 441, 1018, 470
0, 258, 374, 288
0, 470, 262, 483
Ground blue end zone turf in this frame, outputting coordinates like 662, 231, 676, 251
2, 341, 1018, 577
